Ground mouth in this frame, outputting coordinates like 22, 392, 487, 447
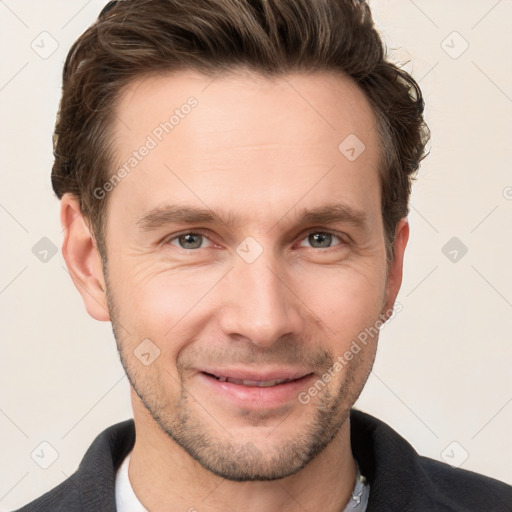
197, 369, 315, 409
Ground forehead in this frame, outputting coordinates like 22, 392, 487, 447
113, 68, 379, 153
107, 69, 382, 229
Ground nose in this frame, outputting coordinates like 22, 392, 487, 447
217, 246, 304, 348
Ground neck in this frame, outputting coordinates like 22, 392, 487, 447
128, 392, 357, 512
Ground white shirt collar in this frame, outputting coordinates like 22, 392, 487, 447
115, 451, 149, 512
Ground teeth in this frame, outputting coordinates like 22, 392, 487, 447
214, 375, 291, 387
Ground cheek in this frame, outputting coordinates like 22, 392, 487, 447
293, 265, 387, 341
110, 257, 198, 316
108, 261, 221, 349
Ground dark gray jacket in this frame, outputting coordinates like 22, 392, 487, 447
15, 409, 512, 511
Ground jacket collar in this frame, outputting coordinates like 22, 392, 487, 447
77, 418, 135, 511
350, 408, 440, 511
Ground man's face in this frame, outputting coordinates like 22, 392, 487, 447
91, 70, 405, 481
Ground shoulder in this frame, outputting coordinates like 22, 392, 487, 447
11, 419, 135, 512
350, 409, 512, 511
417, 455, 512, 511
12, 474, 80, 512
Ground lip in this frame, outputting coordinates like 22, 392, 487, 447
197, 369, 315, 409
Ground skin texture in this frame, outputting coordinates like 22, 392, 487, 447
61, 69, 409, 512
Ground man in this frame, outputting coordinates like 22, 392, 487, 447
16, 0, 512, 510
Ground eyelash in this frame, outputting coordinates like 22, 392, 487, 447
164, 229, 347, 252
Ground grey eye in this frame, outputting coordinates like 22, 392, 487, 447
300, 232, 341, 249
170, 233, 207, 250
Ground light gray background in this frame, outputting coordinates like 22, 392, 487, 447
1, 0, 511, 508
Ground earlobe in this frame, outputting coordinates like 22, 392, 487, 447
382, 218, 409, 320
60, 194, 110, 321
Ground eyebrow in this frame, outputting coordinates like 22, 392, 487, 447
136, 203, 369, 232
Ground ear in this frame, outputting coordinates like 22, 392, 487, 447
60, 194, 110, 321
381, 218, 409, 320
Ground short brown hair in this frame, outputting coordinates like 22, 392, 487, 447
52, 0, 430, 263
